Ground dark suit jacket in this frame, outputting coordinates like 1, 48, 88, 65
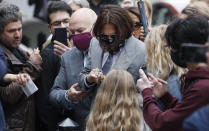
0, 45, 41, 131
35, 43, 63, 131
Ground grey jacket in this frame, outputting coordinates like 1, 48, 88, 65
79, 36, 146, 102
49, 47, 91, 130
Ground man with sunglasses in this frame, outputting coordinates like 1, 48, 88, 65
35, 1, 72, 131
79, 4, 146, 117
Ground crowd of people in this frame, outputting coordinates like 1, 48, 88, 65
0, 0, 208, 131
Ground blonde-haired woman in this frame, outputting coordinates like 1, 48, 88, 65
145, 24, 185, 100
86, 70, 143, 131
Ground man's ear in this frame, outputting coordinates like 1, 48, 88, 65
48, 24, 52, 34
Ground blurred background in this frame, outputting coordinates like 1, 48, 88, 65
2, 0, 191, 49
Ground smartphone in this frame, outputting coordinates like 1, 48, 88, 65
180, 43, 207, 63
140, 64, 148, 77
137, 0, 148, 36
54, 28, 68, 46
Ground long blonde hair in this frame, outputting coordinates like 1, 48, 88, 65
86, 70, 142, 131
145, 25, 185, 80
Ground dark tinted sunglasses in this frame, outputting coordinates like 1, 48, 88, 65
99, 34, 117, 40
134, 22, 143, 28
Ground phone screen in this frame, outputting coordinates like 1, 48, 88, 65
54, 28, 68, 46
180, 43, 207, 63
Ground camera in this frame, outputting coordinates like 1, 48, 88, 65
180, 43, 208, 63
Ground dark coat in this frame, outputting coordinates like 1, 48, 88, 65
0, 45, 41, 131
35, 43, 64, 131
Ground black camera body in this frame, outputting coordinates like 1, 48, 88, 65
180, 43, 208, 63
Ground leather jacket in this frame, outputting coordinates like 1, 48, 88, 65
0, 45, 41, 131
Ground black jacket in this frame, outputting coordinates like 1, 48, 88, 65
35, 43, 64, 131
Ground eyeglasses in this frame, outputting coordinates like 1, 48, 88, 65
50, 18, 70, 27
99, 34, 117, 40
134, 22, 143, 28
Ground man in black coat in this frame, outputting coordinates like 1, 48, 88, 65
35, 1, 72, 131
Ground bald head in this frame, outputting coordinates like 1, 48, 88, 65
69, 8, 97, 34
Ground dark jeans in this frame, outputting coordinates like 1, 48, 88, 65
183, 106, 209, 131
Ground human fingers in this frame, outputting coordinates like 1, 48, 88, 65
53, 49, 62, 57
23, 73, 30, 82
17, 74, 26, 86
54, 44, 67, 53
139, 69, 148, 80
157, 78, 168, 85
71, 83, 79, 90
54, 40, 66, 48
148, 73, 158, 83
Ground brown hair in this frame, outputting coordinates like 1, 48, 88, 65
86, 70, 142, 131
125, 7, 141, 21
93, 5, 133, 52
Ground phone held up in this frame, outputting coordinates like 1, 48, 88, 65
137, 0, 148, 36
54, 28, 68, 46
180, 43, 208, 63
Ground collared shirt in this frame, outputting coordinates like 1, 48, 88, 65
84, 47, 124, 89
83, 51, 88, 67
102, 48, 123, 69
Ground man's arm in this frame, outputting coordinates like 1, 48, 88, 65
23, 49, 42, 80
138, 71, 209, 130
78, 39, 97, 92
49, 55, 84, 109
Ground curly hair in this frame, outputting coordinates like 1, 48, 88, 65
145, 25, 185, 80
86, 70, 142, 131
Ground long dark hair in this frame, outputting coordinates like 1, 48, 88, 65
93, 5, 133, 53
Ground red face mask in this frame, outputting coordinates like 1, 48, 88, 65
72, 32, 92, 51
